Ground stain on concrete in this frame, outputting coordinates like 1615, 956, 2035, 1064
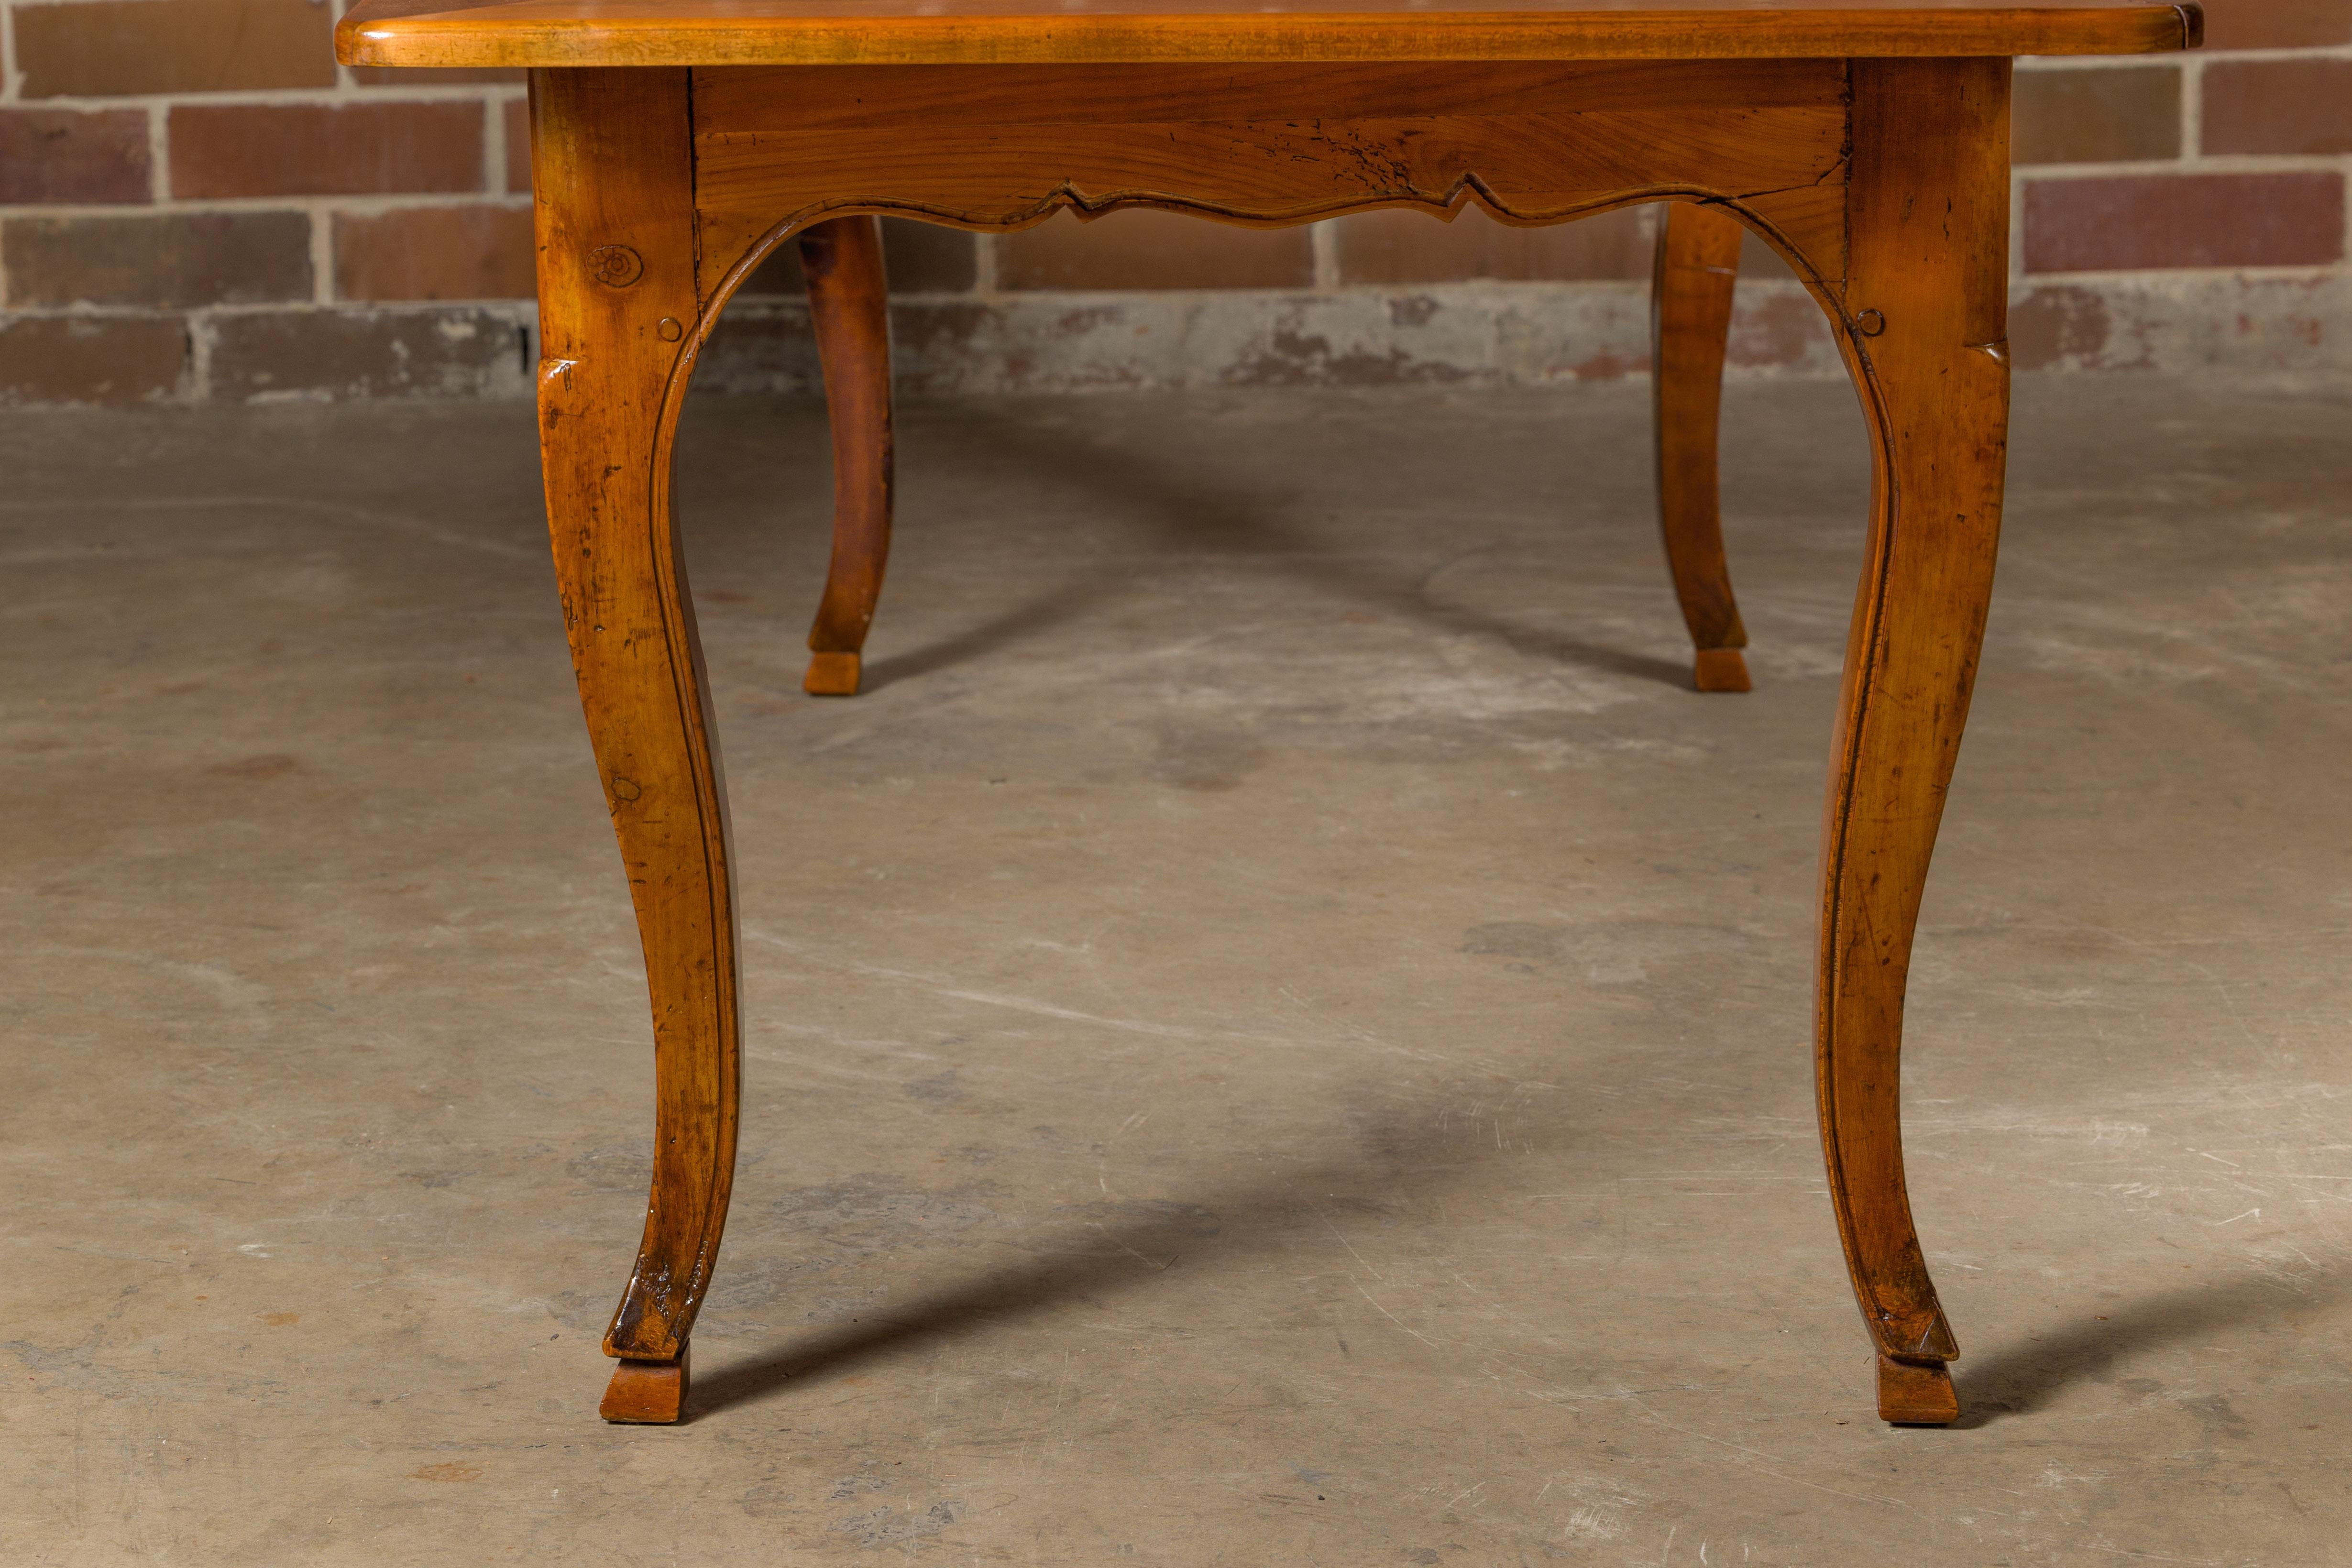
1147, 724, 1266, 791
208, 753, 297, 778
832, 1500, 966, 1547
409, 1463, 482, 1483
903, 1066, 965, 1104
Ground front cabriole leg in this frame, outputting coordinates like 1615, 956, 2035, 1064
1815, 55, 2013, 1427
531, 66, 741, 1426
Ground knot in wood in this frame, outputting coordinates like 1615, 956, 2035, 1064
589, 245, 646, 288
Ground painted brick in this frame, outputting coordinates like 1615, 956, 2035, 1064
504, 99, 531, 194
2010, 275, 2347, 373
2196, 0, 2352, 47
2012, 65, 2180, 165
2010, 285, 2133, 371
1733, 227, 1802, 284
1726, 286, 1834, 368
739, 219, 978, 297
998, 209, 1312, 290
2203, 60, 2352, 157
209, 308, 528, 399
0, 315, 185, 405
1335, 205, 1651, 285
0, 109, 152, 204
171, 103, 485, 199
2, 212, 313, 308
2024, 172, 2346, 273
332, 206, 534, 301
12, 0, 336, 99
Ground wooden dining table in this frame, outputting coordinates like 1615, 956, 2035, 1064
335, 0, 2203, 1427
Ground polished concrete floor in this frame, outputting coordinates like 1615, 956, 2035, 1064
4, 373, 2349, 1565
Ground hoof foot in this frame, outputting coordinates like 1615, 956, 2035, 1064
600, 1347, 689, 1424
804, 650, 861, 697
1693, 647, 1752, 693
1876, 1353, 1958, 1425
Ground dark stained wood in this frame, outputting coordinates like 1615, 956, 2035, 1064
795, 215, 896, 698
529, 66, 743, 1414
334, 0, 2197, 1428
341, 0, 2199, 69
1651, 199, 1751, 692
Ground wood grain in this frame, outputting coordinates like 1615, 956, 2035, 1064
689, 61, 1852, 300
1650, 199, 1751, 692
340, 0, 2199, 69
1811, 53, 2014, 1426
443, 0, 2181, 1428
598, 1349, 691, 1423
530, 66, 743, 1404
796, 215, 896, 698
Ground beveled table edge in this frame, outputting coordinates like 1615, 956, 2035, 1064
337, 2, 2200, 68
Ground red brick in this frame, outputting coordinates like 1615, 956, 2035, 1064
999, 209, 1311, 290
504, 99, 531, 194
2202, 60, 2352, 157
169, 103, 483, 199
12, 0, 335, 99
0, 109, 152, 203
209, 307, 525, 399
2012, 65, 2180, 165
2023, 172, 2345, 272
0, 315, 185, 405
2196, 0, 2352, 48
332, 206, 534, 302
740, 219, 978, 296
1335, 204, 1650, 284
3, 212, 313, 308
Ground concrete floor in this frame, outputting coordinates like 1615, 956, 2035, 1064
4, 373, 2349, 1566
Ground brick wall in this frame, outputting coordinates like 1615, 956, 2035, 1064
2, 0, 2347, 405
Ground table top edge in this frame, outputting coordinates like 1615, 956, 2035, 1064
337, 2, 2200, 69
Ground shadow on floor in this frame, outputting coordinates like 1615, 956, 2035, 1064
695, 1192, 2348, 1425
854, 564, 1123, 694
686, 1092, 1529, 1422
848, 404, 1700, 696
1952, 1267, 2347, 1427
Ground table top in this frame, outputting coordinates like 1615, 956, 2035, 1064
337, 0, 2200, 68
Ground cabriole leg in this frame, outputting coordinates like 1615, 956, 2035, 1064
530, 66, 742, 1426
1813, 56, 2013, 1427
1651, 200, 1751, 693
798, 215, 896, 697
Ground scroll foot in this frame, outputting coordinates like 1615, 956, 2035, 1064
600, 1348, 690, 1425
1652, 201, 1754, 690
1692, 647, 1752, 693
798, 215, 895, 700
803, 649, 862, 696
1876, 1354, 1959, 1425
